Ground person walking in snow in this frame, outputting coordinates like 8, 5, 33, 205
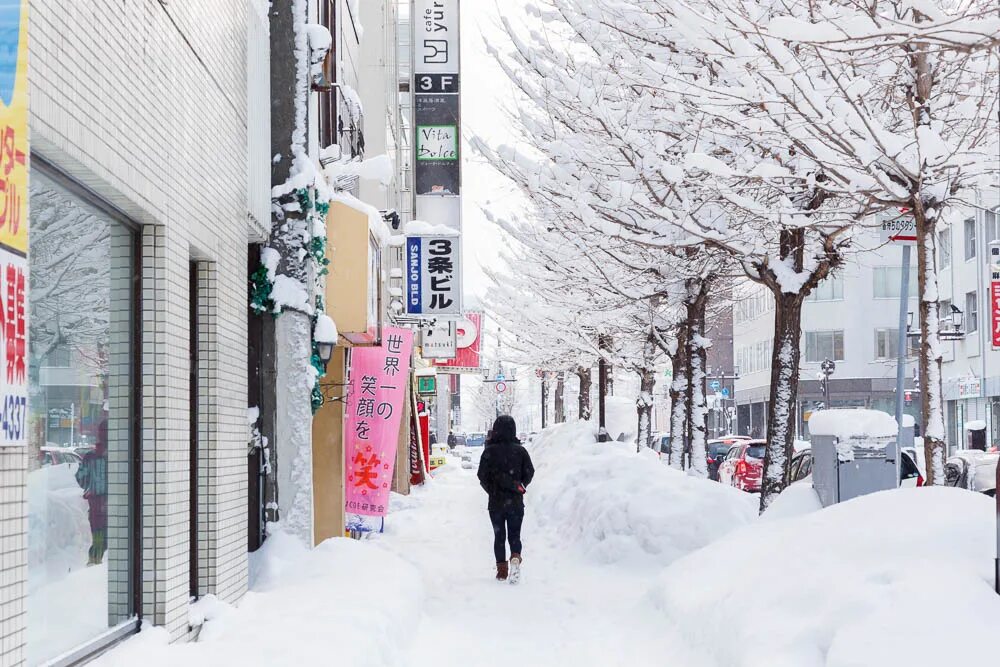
477, 415, 534, 582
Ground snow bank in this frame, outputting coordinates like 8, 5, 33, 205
527, 421, 757, 567
94, 530, 423, 667
649, 487, 1000, 667
808, 409, 897, 439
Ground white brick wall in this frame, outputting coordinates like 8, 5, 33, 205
0, 0, 258, 660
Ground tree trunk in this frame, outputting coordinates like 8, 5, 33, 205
760, 231, 809, 511
541, 373, 549, 430
909, 44, 947, 485
669, 322, 690, 470
915, 204, 946, 484
636, 329, 659, 452
687, 282, 711, 478
636, 368, 656, 453
554, 372, 566, 424
576, 366, 592, 420
598, 334, 612, 441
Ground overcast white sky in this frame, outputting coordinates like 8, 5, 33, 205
459, 2, 527, 299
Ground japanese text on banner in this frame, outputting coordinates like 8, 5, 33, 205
344, 328, 413, 517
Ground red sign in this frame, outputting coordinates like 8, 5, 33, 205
434, 311, 483, 372
991, 280, 1000, 348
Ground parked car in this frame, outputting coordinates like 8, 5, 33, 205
706, 436, 750, 480
38, 447, 81, 467
789, 448, 813, 483
943, 449, 998, 496
466, 432, 487, 447
718, 440, 767, 492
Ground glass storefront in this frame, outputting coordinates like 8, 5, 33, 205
26, 168, 136, 664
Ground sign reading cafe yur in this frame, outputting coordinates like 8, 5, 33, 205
405, 233, 462, 315
414, 0, 461, 210
0, 1, 29, 448
344, 328, 415, 518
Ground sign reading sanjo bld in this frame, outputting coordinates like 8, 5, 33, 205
405, 234, 462, 315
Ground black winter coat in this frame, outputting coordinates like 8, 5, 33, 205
477, 441, 535, 511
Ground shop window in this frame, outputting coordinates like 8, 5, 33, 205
27, 167, 137, 662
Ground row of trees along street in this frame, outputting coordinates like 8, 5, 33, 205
476, 0, 1000, 510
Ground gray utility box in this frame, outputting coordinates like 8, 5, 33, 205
808, 409, 900, 508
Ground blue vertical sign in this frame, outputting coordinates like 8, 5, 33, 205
406, 237, 422, 314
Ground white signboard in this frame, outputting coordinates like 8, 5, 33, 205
420, 319, 457, 359
415, 0, 460, 74
879, 217, 917, 246
405, 235, 462, 315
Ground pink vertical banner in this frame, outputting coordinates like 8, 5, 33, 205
345, 327, 414, 517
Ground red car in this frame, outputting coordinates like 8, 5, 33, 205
718, 439, 767, 492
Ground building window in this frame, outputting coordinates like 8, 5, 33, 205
806, 276, 844, 302
873, 266, 918, 299
27, 167, 138, 662
938, 228, 951, 269
964, 218, 976, 260
735, 338, 772, 375
965, 290, 978, 333
874, 328, 919, 360
733, 284, 774, 325
986, 208, 999, 243
805, 330, 845, 363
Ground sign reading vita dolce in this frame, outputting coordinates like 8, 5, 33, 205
414, 0, 461, 231
405, 233, 462, 315
344, 328, 414, 518
0, 0, 28, 448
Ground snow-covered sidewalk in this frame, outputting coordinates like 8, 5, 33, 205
93, 420, 1000, 667
381, 457, 711, 667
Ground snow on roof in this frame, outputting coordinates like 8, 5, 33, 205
963, 420, 986, 431
807, 409, 897, 439
404, 220, 460, 236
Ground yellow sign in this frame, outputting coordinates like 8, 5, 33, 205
0, 1, 29, 255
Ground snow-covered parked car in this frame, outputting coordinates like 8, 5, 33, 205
943, 449, 998, 496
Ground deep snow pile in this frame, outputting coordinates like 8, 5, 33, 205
650, 487, 1000, 667
93, 530, 422, 667
527, 421, 758, 566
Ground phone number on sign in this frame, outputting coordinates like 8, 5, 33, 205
0, 394, 26, 442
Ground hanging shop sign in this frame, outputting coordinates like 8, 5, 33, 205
344, 328, 414, 517
414, 0, 461, 229
0, 1, 29, 448
434, 311, 483, 374
405, 234, 462, 315
957, 376, 982, 400
990, 255, 1000, 349
420, 318, 457, 359
416, 374, 437, 396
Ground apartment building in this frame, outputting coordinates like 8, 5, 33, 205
733, 230, 921, 438
937, 197, 1000, 450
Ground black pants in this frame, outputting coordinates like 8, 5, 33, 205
489, 506, 524, 563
